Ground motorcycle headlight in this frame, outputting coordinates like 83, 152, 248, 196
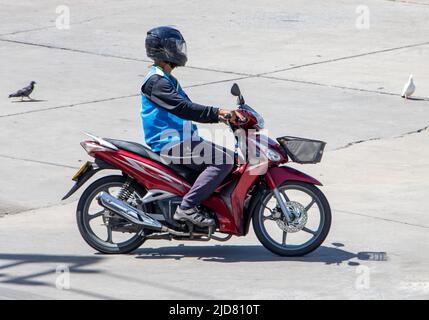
267, 149, 282, 162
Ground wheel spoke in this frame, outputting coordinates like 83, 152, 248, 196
88, 210, 105, 221
263, 215, 274, 221
305, 198, 316, 212
281, 191, 290, 202
106, 225, 113, 243
282, 231, 287, 245
263, 204, 274, 214
302, 227, 316, 235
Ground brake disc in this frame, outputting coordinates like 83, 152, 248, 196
276, 201, 308, 233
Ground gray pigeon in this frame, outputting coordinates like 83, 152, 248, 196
8, 81, 36, 100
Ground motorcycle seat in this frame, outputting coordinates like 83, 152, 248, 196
104, 138, 200, 182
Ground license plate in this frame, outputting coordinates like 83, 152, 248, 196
72, 161, 90, 181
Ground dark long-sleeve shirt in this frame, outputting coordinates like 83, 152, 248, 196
141, 74, 219, 123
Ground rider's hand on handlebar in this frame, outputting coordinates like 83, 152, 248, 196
218, 109, 246, 125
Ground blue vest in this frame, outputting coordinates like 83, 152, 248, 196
140, 66, 198, 152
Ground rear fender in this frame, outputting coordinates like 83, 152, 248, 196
62, 158, 116, 200
265, 165, 322, 189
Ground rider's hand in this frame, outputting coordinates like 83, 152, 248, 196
218, 109, 231, 123
219, 109, 246, 125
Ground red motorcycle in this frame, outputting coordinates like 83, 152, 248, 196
63, 83, 331, 256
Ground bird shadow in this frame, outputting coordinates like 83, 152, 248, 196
133, 242, 388, 265
404, 97, 429, 102
11, 99, 46, 103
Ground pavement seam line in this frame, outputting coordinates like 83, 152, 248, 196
258, 75, 429, 101
0, 38, 250, 77
0, 26, 54, 37
0, 93, 139, 119
335, 124, 429, 150
336, 209, 429, 229
2, 37, 428, 78
383, 0, 429, 6
0, 76, 252, 119
0, 201, 72, 218
0, 38, 152, 62
0, 154, 79, 169
258, 41, 429, 75
183, 75, 252, 88
0, 10, 132, 37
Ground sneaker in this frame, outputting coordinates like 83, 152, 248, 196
173, 206, 215, 227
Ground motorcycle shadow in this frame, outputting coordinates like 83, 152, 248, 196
134, 244, 383, 265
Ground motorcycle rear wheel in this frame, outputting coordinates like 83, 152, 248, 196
76, 175, 147, 254
252, 181, 331, 257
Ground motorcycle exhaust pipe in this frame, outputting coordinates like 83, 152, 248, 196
96, 192, 215, 238
96, 191, 165, 231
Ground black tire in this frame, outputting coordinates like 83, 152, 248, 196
76, 175, 147, 254
252, 181, 331, 257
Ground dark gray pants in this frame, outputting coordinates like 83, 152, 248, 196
162, 140, 234, 209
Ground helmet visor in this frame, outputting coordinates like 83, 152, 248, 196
175, 39, 187, 56
164, 38, 187, 56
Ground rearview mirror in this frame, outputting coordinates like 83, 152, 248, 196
230, 83, 245, 105
231, 83, 241, 97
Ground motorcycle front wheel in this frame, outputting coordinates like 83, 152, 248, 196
253, 181, 331, 257
76, 175, 148, 254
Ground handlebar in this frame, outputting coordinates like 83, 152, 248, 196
223, 111, 247, 124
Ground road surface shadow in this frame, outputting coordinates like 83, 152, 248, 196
0, 253, 114, 299
134, 244, 387, 265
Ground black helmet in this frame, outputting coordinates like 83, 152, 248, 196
145, 26, 187, 67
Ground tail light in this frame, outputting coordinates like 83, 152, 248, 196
80, 140, 110, 156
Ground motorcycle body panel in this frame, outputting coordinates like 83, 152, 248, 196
94, 148, 191, 196
265, 165, 323, 189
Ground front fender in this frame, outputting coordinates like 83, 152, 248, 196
265, 165, 322, 189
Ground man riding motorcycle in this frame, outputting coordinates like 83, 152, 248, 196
141, 26, 244, 228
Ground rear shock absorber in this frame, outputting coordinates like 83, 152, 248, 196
117, 178, 133, 201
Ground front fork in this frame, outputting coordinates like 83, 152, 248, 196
266, 171, 294, 223
272, 188, 294, 223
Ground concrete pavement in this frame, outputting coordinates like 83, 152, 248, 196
0, 0, 429, 299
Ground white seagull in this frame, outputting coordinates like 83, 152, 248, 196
401, 75, 415, 99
